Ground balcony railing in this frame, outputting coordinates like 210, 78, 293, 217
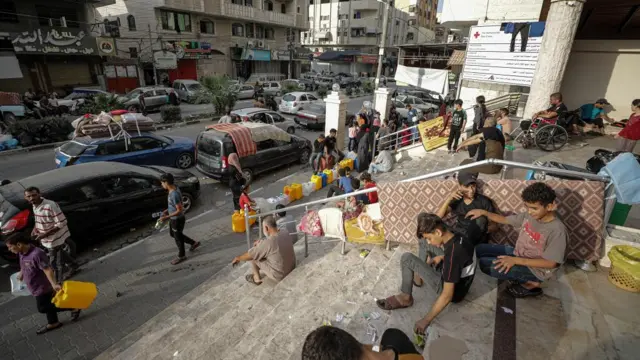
221, 2, 295, 27
351, 0, 381, 10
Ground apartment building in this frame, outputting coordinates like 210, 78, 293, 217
302, 0, 410, 53
0, 0, 116, 94
395, 0, 437, 29
95, 0, 309, 84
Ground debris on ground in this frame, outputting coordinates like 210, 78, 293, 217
359, 249, 370, 258
501, 306, 514, 315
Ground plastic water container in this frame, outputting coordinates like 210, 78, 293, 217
322, 170, 333, 183
232, 211, 246, 233
283, 185, 295, 202
52, 281, 98, 310
277, 194, 291, 206
302, 182, 315, 196
311, 175, 323, 190
291, 183, 303, 200
320, 173, 328, 187
10, 272, 29, 297
332, 169, 339, 182
339, 158, 354, 170
354, 158, 359, 171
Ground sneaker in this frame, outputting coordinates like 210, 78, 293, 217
189, 241, 201, 252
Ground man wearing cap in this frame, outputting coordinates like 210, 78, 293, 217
413, 172, 497, 287
580, 99, 613, 135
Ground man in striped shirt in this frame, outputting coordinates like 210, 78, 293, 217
25, 187, 79, 283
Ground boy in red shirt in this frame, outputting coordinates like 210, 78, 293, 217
360, 171, 378, 204
239, 185, 256, 212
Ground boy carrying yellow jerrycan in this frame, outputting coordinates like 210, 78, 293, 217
52, 281, 98, 310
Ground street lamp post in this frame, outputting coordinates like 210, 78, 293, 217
375, 0, 391, 90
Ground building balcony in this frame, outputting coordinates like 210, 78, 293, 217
351, 0, 381, 11
346, 36, 379, 46
350, 17, 380, 28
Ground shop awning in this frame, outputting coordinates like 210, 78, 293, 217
315, 32, 330, 39
316, 50, 362, 61
447, 50, 466, 66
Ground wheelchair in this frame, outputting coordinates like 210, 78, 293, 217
511, 111, 578, 152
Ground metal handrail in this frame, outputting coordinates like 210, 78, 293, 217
243, 159, 610, 249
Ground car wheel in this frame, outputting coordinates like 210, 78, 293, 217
127, 105, 140, 112
276, 91, 281, 96
299, 148, 310, 164
242, 168, 254, 184
182, 193, 194, 213
287, 126, 295, 134
176, 152, 194, 169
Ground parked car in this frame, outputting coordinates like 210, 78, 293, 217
245, 73, 286, 85
54, 133, 196, 169
195, 126, 312, 184
396, 95, 439, 113
393, 99, 423, 122
235, 84, 256, 100
59, 88, 111, 112
173, 79, 204, 103
121, 87, 177, 112
315, 77, 336, 89
278, 92, 320, 114
260, 81, 282, 96
401, 89, 443, 107
0, 162, 200, 261
293, 102, 356, 130
231, 108, 296, 134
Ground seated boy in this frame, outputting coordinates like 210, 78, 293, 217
467, 182, 568, 298
326, 167, 353, 198
376, 213, 475, 336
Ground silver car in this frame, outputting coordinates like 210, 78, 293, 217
262, 82, 282, 96
121, 87, 177, 112
393, 99, 423, 122
172, 79, 204, 103
278, 92, 319, 114
396, 95, 439, 113
293, 101, 356, 130
231, 108, 296, 134
235, 84, 256, 100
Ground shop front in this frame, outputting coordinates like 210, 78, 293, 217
3, 27, 103, 95
165, 41, 228, 81
231, 47, 274, 80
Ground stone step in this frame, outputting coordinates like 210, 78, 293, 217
138, 239, 345, 360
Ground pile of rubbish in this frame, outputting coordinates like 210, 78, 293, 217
0, 134, 19, 151
1, 116, 73, 150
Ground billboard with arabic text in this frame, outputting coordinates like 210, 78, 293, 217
11, 27, 98, 56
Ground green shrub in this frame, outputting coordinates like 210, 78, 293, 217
281, 83, 300, 95
196, 76, 239, 115
160, 105, 182, 122
362, 80, 374, 94
317, 85, 328, 98
345, 87, 353, 96
77, 93, 126, 114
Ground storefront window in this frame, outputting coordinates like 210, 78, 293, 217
232, 23, 244, 37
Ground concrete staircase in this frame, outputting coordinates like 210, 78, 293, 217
96, 236, 415, 360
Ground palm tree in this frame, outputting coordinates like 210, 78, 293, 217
196, 76, 239, 115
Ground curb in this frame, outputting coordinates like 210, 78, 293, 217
0, 116, 222, 158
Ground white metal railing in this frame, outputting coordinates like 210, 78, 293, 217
243, 159, 614, 255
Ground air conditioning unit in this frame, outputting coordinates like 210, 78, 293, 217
257, 40, 265, 48
247, 40, 255, 48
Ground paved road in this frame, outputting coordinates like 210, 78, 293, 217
0, 96, 372, 181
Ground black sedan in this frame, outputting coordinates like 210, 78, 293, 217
0, 162, 200, 262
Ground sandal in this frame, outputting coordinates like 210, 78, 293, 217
171, 257, 187, 265
245, 274, 262, 286
71, 310, 81, 322
36, 322, 63, 335
507, 283, 543, 298
189, 242, 201, 252
376, 295, 413, 311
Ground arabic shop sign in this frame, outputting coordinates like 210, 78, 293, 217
11, 28, 97, 55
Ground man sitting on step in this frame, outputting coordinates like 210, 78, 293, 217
376, 213, 475, 336
231, 216, 296, 285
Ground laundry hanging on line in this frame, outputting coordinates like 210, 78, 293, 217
500, 22, 545, 53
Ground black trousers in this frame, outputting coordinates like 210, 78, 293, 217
48, 243, 78, 284
510, 23, 530, 52
326, 185, 345, 198
170, 217, 196, 258
36, 291, 72, 325
448, 127, 461, 150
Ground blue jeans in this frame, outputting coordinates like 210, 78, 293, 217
309, 152, 322, 170
411, 126, 419, 142
475, 244, 540, 284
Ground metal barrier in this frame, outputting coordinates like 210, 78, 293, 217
243, 159, 613, 258
371, 92, 528, 159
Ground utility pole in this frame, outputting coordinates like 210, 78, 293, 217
148, 24, 158, 85
288, 37, 293, 80
375, 0, 390, 90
